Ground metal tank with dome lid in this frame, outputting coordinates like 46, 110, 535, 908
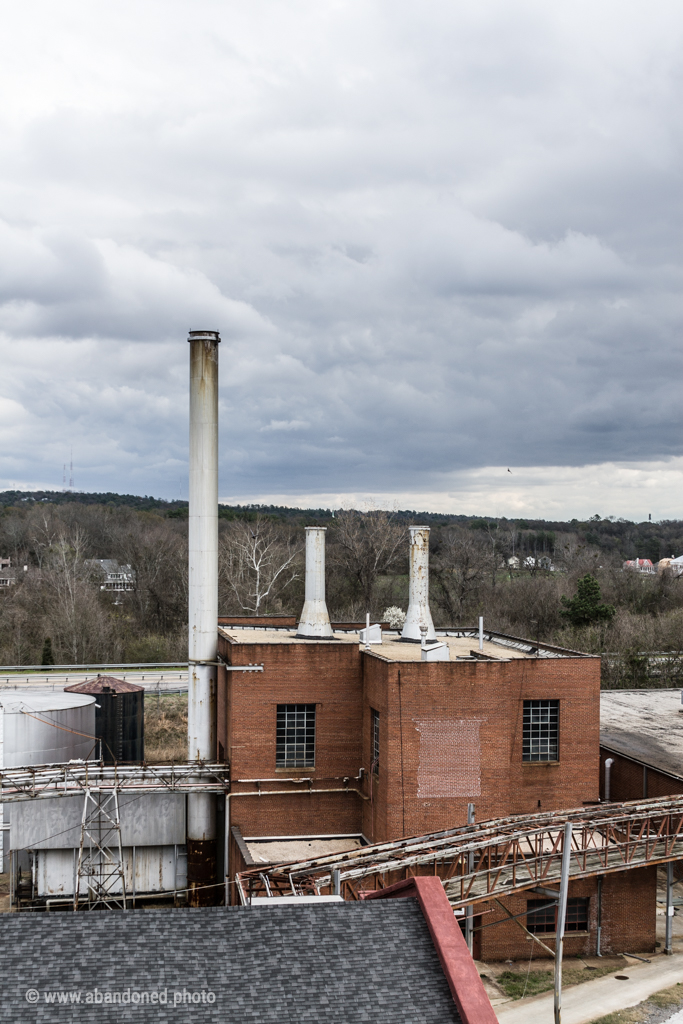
64, 675, 144, 763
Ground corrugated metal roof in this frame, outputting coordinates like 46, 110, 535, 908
600, 689, 683, 779
64, 675, 144, 694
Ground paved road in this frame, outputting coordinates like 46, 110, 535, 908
0, 671, 188, 693
495, 951, 683, 1024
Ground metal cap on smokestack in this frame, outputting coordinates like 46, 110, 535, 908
401, 526, 437, 642
297, 527, 334, 639
187, 328, 220, 905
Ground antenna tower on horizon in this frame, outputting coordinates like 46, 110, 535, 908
69, 449, 74, 490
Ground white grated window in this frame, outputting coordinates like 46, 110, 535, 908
523, 700, 559, 761
276, 704, 316, 768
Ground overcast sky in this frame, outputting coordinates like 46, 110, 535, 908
1, 0, 682, 520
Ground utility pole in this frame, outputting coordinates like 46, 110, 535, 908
554, 823, 573, 1024
465, 803, 475, 955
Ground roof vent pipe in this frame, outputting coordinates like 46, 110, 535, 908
401, 526, 437, 642
297, 527, 334, 639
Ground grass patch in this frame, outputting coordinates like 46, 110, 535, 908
498, 964, 621, 1000
498, 970, 553, 999
649, 983, 683, 1008
144, 692, 188, 762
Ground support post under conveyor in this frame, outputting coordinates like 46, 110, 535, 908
187, 329, 220, 906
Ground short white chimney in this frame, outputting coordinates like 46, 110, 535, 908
401, 526, 437, 642
297, 527, 334, 638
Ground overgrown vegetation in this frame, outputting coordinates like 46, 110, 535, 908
497, 961, 620, 999
2, 494, 683, 676
144, 693, 188, 762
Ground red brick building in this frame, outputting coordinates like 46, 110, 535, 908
214, 528, 658, 959
218, 624, 601, 846
214, 619, 659, 957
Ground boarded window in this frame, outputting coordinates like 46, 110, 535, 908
414, 719, 483, 798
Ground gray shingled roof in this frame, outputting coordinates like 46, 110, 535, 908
0, 900, 462, 1024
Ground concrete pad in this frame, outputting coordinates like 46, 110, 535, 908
495, 952, 683, 1024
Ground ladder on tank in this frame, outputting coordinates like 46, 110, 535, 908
74, 788, 126, 910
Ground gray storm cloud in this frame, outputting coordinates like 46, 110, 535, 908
0, 0, 681, 505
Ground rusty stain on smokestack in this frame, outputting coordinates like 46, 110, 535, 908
400, 526, 437, 642
187, 329, 220, 905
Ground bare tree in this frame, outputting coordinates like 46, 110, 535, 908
219, 516, 302, 614
329, 509, 405, 616
430, 528, 492, 623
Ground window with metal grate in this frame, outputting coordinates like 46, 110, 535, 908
523, 699, 559, 761
276, 704, 316, 768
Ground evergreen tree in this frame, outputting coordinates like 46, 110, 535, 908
41, 637, 55, 666
561, 575, 615, 627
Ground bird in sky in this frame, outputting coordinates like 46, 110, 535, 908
507, 468, 512, 473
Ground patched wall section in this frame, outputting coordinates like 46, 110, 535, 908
414, 719, 484, 798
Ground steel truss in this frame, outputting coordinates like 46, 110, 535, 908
236, 795, 683, 907
74, 790, 126, 911
0, 761, 230, 803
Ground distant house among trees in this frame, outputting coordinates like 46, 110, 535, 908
623, 558, 656, 574
0, 556, 16, 588
85, 559, 136, 592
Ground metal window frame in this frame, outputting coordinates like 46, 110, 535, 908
371, 708, 380, 775
526, 896, 588, 934
523, 699, 560, 762
276, 704, 316, 769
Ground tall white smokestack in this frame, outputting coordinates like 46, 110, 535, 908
187, 329, 220, 905
297, 527, 334, 639
401, 526, 437, 642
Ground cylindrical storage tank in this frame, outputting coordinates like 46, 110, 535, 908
0, 690, 96, 872
65, 675, 144, 763
0, 690, 96, 767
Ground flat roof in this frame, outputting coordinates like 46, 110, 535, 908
600, 689, 683, 780
245, 837, 363, 865
0, 690, 95, 713
219, 626, 589, 661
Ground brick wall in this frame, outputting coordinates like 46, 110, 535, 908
220, 634, 365, 846
219, 632, 600, 844
599, 747, 683, 803
362, 653, 600, 843
477, 870, 656, 960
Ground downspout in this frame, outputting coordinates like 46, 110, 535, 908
604, 758, 614, 803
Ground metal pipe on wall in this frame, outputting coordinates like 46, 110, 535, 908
187, 329, 220, 906
401, 527, 437, 642
604, 758, 614, 802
